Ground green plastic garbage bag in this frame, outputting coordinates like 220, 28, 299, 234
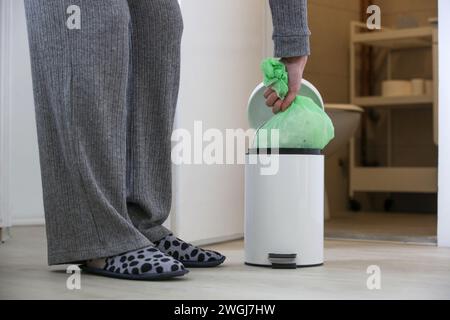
255, 58, 334, 150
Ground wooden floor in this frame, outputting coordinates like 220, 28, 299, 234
1, 226, 450, 300
325, 212, 437, 244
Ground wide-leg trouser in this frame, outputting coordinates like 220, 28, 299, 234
24, 0, 183, 265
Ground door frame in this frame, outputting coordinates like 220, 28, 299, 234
437, 0, 450, 247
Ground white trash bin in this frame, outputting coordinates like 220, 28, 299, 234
244, 80, 325, 269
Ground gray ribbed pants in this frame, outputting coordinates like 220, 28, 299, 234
24, 0, 183, 265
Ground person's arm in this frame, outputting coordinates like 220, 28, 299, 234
265, 0, 310, 113
270, 0, 310, 57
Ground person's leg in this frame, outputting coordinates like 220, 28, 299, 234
25, 0, 150, 266
25, 0, 187, 279
25, 0, 165, 266
125, 0, 183, 242
126, 0, 225, 268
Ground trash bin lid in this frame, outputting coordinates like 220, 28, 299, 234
247, 79, 324, 129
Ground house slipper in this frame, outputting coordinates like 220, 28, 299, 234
80, 245, 189, 280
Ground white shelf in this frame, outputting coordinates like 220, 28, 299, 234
350, 167, 437, 193
352, 95, 433, 107
352, 26, 434, 49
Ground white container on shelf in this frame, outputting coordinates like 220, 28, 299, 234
425, 80, 434, 95
411, 78, 425, 95
382, 80, 412, 97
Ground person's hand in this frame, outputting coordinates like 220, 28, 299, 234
264, 55, 308, 114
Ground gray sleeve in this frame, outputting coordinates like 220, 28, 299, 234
269, 0, 311, 57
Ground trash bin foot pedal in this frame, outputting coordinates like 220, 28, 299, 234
268, 253, 297, 269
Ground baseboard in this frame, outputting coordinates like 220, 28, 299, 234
191, 233, 244, 247
0, 227, 11, 242
11, 217, 45, 226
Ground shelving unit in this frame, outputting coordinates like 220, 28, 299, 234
348, 22, 438, 206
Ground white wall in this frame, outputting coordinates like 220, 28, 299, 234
172, 0, 265, 243
1, 0, 44, 226
438, 0, 450, 247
